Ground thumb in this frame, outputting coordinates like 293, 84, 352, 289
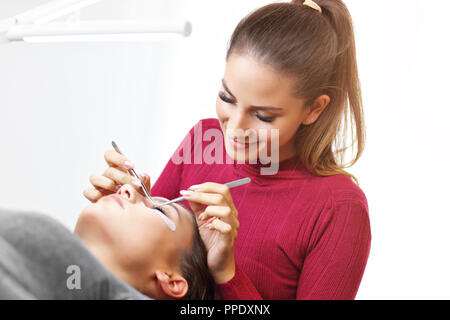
139, 173, 151, 194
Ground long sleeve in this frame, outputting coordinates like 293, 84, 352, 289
151, 117, 372, 300
295, 197, 371, 299
217, 197, 371, 300
215, 262, 263, 300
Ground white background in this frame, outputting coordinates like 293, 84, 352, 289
0, 0, 449, 299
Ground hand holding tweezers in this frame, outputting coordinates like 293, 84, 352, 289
155, 177, 251, 207
111, 141, 158, 206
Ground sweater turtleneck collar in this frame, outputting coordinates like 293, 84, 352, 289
231, 153, 310, 186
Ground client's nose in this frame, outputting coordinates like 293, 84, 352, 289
117, 184, 139, 203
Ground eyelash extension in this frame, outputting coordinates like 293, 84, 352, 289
140, 202, 176, 231
141, 201, 166, 216
218, 92, 276, 123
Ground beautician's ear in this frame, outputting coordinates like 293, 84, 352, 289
155, 270, 188, 299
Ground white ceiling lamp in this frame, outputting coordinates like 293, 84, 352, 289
0, 0, 192, 43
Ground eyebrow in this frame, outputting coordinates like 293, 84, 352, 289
167, 203, 181, 220
221, 78, 283, 111
154, 197, 193, 221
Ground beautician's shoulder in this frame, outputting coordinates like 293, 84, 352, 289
185, 118, 221, 137
320, 173, 369, 212
199, 117, 221, 131
304, 173, 371, 244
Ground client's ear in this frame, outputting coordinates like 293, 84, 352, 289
155, 270, 188, 299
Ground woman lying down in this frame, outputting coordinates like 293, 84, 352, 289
0, 184, 215, 299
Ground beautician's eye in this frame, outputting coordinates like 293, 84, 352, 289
219, 92, 276, 123
255, 113, 275, 123
219, 92, 234, 104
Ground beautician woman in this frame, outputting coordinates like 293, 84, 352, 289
84, 0, 371, 299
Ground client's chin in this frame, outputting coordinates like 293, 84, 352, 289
74, 202, 112, 247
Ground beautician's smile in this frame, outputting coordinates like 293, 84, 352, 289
229, 136, 257, 149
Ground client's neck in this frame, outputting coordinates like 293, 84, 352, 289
79, 238, 143, 291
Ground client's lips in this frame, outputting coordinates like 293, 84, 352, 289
106, 194, 124, 209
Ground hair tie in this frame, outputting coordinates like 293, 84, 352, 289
303, 0, 322, 13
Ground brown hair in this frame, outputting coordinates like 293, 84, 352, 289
179, 211, 215, 300
226, 0, 365, 185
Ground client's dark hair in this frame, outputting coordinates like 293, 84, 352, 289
179, 211, 215, 300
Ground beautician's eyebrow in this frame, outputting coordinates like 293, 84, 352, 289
221, 78, 283, 111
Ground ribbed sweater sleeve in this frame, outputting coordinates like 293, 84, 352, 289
217, 194, 371, 300
295, 197, 371, 299
216, 262, 263, 300
150, 118, 371, 300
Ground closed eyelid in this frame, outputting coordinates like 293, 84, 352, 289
145, 198, 180, 220
221, 79, 235, 98
138, 201, 176, 231
161, 203, 180, 220
141, 199, 168, 216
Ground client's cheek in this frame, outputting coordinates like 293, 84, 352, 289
75, 206, 114, 245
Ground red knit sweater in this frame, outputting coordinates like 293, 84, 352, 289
151, 118, 371, 300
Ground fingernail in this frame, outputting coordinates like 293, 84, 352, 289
189, 184, 200, 190
198, 213, 205, 220
123, 160, 134, 169
180, 190, 193, 197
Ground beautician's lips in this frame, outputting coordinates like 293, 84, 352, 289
106, 194, 124, 209
228, 136, 256, 148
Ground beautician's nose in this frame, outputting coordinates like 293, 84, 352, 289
117, 184, 138, 203
229, 108, 248, 132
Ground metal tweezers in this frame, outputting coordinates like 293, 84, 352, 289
111, 141, 251, 209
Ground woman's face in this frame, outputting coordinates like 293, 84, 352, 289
75, 184, 194, 290
216, 53, 308, 163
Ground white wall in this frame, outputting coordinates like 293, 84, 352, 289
0, 0, 449, 299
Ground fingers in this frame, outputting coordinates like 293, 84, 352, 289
199, 205, 233, 220
181, 182, 238, 223
198, 205, 239, 232
89, 167, 143, 199
185, 198, 207, 217
188, 182, 231, 198
185, 182, 233, 207
86, 149, 151, 203
103, 167, 137, 186
181, 191, 226, 206
89, 173, 116, 192
104, 149, 134, 169
139, 173, 151, 194
208, 218, 233, 234
83, 187, 109, 203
